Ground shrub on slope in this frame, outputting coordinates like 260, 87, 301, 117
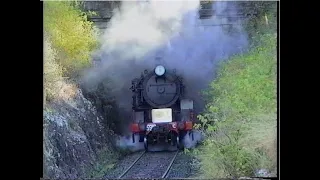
196, 33, 277, 178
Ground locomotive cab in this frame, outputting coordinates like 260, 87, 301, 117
130, 65, 195, 151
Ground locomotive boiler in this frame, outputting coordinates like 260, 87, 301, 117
129, 65, 195, 151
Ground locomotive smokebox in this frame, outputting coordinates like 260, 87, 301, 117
142, 65, 182, 108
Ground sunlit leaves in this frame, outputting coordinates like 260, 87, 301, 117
44, 1, 99, 77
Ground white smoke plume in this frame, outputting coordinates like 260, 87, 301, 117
116, 134, 145, 152
116, 130, 204, 152
81, 0, 248, 150
182, 130, 204, 149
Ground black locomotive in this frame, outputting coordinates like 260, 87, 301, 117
130, 65, 195, 151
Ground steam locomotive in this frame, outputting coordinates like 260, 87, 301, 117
130, 65, 195, 151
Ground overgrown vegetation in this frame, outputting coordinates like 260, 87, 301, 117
44, 1, 99, 78
44, 36, 63, 102
194, 2, 277, 179
43, 3, 124, 179
43, 1, 99, 102
85, 147, 120, 178
242, 1, 277, 46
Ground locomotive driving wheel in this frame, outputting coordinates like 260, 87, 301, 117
176, 136, 180, 149
178, 133, 186, 150
176, 135, 184, 150
144, 137, 148, 151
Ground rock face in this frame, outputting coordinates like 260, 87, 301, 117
43, 84, 117, 179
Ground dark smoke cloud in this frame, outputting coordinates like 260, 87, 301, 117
82, 0, 247, 109
81, 1, 248, 149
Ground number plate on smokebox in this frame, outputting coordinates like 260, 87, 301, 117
146, 123, 169, 133
146, 124, 156, 131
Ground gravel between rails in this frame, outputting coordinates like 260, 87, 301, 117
103, 150, 200, 179
121, 151, 177, 179
103, 150, 145, 179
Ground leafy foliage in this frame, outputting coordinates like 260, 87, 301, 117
43, 1, 99, 77
242, 2, 277, 46
195, 32, 277, 178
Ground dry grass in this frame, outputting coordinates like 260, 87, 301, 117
44, 36, 63, 103
242, 115, 277, 156
44, 36, 78, 103
196, 114, 277, 178
56, 81, 78, 102
241, 114, 277, 174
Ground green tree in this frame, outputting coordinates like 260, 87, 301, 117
43, 1, 99, 78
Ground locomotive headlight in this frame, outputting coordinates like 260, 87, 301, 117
155, 65, 166, 76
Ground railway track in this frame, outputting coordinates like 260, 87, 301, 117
118, 150, 179, 179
